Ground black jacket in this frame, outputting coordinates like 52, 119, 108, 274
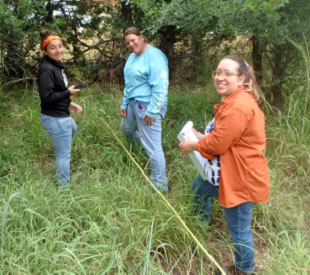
38, 55, 71, 117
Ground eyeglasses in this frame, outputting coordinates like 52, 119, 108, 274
212, 70, 240, 78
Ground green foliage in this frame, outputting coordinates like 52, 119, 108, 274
128, 0, 310, 103
261, 1, 310, 103
0, 0, 47, 81
266, 37, 310, 172
0, 0, 126, 84
0, 0, 310, 107
128, 0, 288, 41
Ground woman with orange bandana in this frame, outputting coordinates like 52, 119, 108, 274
38, 29, 82, 187
179, 55, 270, 274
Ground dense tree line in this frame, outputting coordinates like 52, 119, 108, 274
0, 0, 309, 105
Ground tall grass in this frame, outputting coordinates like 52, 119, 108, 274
260, 38, 310, 274
1, 48, 310, 274
0, 86, 223, 274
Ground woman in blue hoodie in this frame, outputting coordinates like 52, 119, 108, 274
38, 29, 82, 187
120, 27, 169, 192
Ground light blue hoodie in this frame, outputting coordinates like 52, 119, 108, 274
121, 45, 169, 117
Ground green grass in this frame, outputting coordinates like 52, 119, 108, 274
0, 79, 310, 274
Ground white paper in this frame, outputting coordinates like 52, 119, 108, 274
178, 121, 207, 180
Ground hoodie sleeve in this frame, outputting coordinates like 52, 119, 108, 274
120, 84, 129, 110
145, 51, 169, 117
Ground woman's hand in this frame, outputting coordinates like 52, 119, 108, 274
70, 102, 82, 113
143, 114, 155, 126
192, 128, 205, 140
120, 109, 127, 118
68, 85, 80, 96
179, 138, 198, 153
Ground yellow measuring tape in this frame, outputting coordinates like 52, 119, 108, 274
100, 115, 226, 274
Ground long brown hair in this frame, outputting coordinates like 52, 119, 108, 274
222, 55, 262, 105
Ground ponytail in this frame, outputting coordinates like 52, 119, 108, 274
222, 55, 262, 106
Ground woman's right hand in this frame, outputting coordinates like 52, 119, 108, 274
179, 137, 198, 153
192, 128, 205, 140
70, 102, 83, 113
68, 85, 80, 96
120, 109, 127, 118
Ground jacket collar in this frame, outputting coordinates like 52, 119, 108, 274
214, 86, 245, 113
222, 86, 245, 103
44, 55, 64, 69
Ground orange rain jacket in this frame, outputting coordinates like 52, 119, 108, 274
197, 86, 270, 208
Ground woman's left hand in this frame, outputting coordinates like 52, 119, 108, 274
70, 102, 83, 114
179, 138, 198, 153
143, 115, 155, 126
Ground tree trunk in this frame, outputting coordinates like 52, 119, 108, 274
120, 1, 133, 26
251, 36, 263, 85
158, 26, 179, 78
270, 48, 285, 107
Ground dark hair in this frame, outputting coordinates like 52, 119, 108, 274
123, 26, 148, 43
40, 29, 58, 50
222, 55, 262, 105
123, 26, 141, 37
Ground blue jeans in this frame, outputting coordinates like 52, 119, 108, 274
191, 175, 220, 220
191, 175, 255, 273
41, 114, 77, 187
121, 99, 167, 192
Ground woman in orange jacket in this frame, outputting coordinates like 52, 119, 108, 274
179, 55, 270, 274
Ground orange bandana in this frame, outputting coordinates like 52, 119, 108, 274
41, 35, 62, 51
